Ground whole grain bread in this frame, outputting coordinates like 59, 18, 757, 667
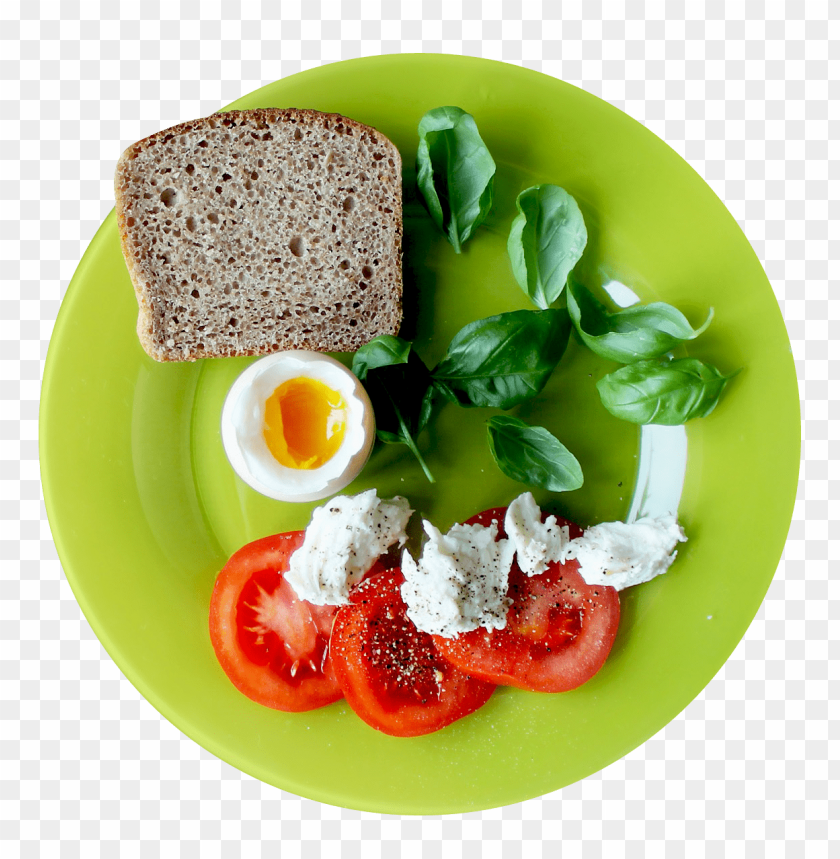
114, 108, 403, 361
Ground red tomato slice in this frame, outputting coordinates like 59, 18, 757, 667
209, 531, 343, 712
433, 507, 621, 693
330, 569, 496, 737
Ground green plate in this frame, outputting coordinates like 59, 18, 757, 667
40, 55, 799, 814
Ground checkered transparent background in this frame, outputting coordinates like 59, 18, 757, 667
2, 1, 837, 856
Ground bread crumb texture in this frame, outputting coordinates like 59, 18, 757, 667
114, 108, 403, 361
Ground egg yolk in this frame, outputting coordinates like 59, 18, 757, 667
263, 377, 348, 470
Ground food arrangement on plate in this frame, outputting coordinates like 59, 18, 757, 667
40, 53, 802, 813
113, 103, 738, 738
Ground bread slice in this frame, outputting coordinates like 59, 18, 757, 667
114, 108, 403, 361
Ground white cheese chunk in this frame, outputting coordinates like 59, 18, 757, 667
400, 519, 515, 638
564, 515, 687, 591
504, 491, 572, 576
286, 489, 413, 605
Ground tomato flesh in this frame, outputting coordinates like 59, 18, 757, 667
235, 567, 331, 684
433, 507, 621, 693
210, 503, 620, 724
209, 532, 343, 712
330, 569, 496, 737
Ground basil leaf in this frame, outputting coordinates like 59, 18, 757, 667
596, 358, 738, 425
416, 106, 496, 253
419, 382, 446, 431
507, 184, 588, 309
567, 279, 714, 363
352, 336, 435, 481
351, 335, 412, 377
487, 416, 583, 492
432, 308, 571, 410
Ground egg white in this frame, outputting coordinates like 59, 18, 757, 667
221, 350, 375, 502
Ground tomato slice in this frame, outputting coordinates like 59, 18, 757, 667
209, 531, 343, 712
330, 569, 496, 737
433, 507, 621, 693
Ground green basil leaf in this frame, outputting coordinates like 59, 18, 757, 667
427, 378, 460, 406
351, 335, 412, 378
351, 336, 435, 481
432, 308, 571, 410
487, 415, 583, 492
416, 106, 496, 253
375, 428, 403, 444
567, 279, 714, 363
507, 184, 588, 309
358, 365, 430, 440
596, 358, 739, 425
418, 382, 445, 432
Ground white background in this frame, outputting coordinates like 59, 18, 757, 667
2, 1, 837, 856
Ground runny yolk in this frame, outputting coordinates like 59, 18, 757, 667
263, 377, 347, 469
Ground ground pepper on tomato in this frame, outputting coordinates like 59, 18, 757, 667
431, 507, 621, 693
329, 569, 496, 737
208, 501, 622, 731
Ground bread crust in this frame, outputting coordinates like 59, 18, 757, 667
114, 108, 403, 361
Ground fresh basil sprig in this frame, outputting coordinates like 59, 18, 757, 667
596, 357, 738, 425
431, 309, 572, 410
351, 334, 413, 377
351, 335, 435, 482
567, 278, 714, 363
487, 415, 583, 492
507, 184, 588, 309
416, 106, 496, 253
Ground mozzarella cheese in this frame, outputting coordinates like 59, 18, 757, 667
564, 515, 687, 590
285, 489, 413, 605
504, 491, 572, 576
503, 492, 686, 591
400, 518, 515, 638
284, 487, 686, 625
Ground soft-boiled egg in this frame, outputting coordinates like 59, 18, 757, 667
221, 351, 375, 502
